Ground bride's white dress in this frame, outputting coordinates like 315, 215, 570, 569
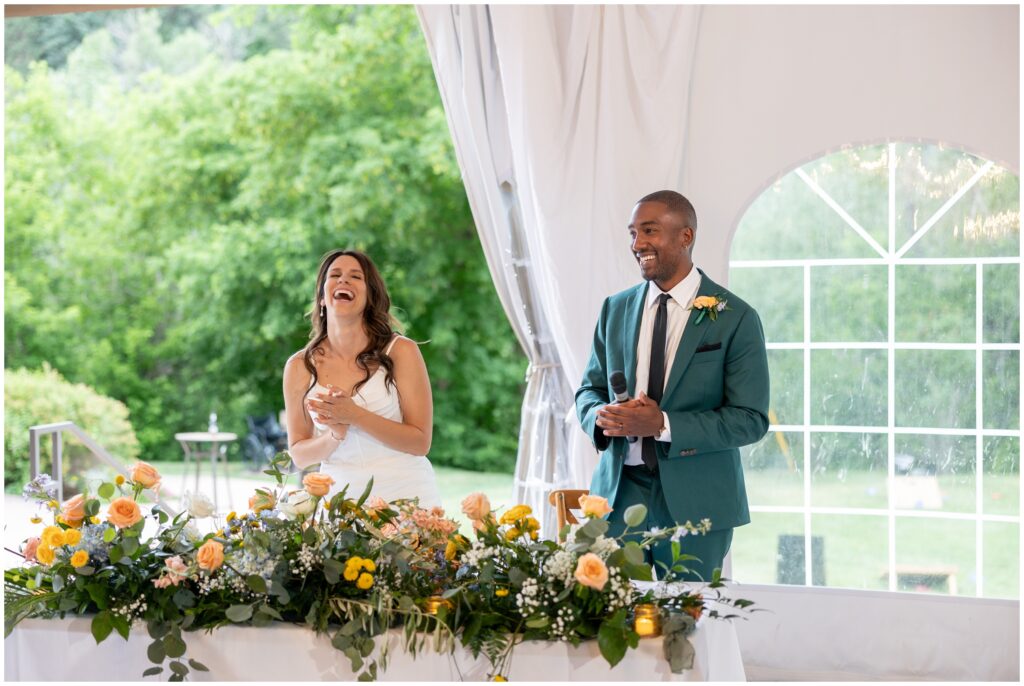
309, 340, 441, 508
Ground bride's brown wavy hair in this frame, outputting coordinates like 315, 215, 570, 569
302, 249, 403, 398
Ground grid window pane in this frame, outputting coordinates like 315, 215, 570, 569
983, 264, 1020, 343
983, 350, 1020, 430
811, 265, 887, 342
983, 522, 1019, 599
811, 515, 888, 591
893, 434, 976, 513
894, 517, 975, 596
811, 349, 887, 426
732, 173, 879, 261
905, 167, 1021, 259
730, 267, 803, 342
767, 349, 802, 426
732, 512, 804, 585
895, 350, 975, 429
895, 265, 975, 343
741, 433, 803, 507
810, 433, 887, 509
983, 437, 1020, 517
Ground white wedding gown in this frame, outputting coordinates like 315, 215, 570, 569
309, 343, 441, 508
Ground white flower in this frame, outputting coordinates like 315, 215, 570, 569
183, 491, 216, 519
278, 490, 315, 518
181, 521, 202, 542
671, 527, 689, 542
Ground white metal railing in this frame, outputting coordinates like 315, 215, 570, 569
28, 421, 175, 514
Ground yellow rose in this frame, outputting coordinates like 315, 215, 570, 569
41, 526, 65, 549
63, 528, 82, 546
574, 552, 609, 591
444, 540, 458, 561
131, 461, 162, 489
107, 497, 143, 529
499, 504, 532, 525
70, 550, 89, 567
356, 572, 374, 590
60, 494, 86, 527
523, 516, 540, 532
505, 527, 521, 541
578, 494, 613, 518
35, 545, 55, 566
692, 296, 717, 309
302, 472, 335, 497
495, 588, 509, 597
196, 539, 225, 571
460, 492, 491, 521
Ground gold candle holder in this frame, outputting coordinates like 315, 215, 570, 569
632, 603, 662, 638
423, 595, 452, 615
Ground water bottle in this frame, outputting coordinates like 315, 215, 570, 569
208, 412, 218, 434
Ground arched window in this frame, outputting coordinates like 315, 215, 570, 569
729, 142, 1020, 598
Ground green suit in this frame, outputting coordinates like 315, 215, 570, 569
576, 269, 770, 549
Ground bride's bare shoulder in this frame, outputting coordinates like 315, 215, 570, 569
284, 351, 313, 384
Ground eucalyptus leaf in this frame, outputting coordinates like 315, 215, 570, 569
225, 605, 253, 622
246, 574, 267, 594
148, 620, 170, 639
168, 661, 189, 676
142, 667, 163, 677
147, 638, 166, 664
188, 659, 209, 672
323, 559, 342, 584
51, 575, 64, 593
623, 541, 645, 566
102, 527, 116, 543
84, 499, 100, 517
623, 503, 648, 528
163, 633, 187, 658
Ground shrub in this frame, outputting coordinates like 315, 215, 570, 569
4, 365, 140, 491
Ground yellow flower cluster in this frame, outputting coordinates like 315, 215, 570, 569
41, 526, 65, 548
344, 556, 376, 590
499, 505, 541, 541
70, 550, 89, 567
692, 295, 719, 309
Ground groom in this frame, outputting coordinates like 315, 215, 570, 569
575, 190, 770, 581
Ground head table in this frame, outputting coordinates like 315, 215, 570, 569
4, 612, 745, 681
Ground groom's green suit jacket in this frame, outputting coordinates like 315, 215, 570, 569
575, 270, 770, 531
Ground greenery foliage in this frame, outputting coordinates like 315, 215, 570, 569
4, 6, 526, 476
4, 366, 140, 489
5, 458, 752, 681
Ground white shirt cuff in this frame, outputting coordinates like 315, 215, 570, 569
656, 411, 672, 442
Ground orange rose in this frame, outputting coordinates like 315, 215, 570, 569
249, 489, 276, 513
302, 473, 335, 497
196, 539, 225, 571
61, 494, 86, 527
131, 461, 162, 489
574, 552, 609, 591
106, 497, 143, 529
578, 494, 613, 518
22, 537, 40, 563
461, 492, 491, 521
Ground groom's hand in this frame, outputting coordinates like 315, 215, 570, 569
596, 392, 664, 438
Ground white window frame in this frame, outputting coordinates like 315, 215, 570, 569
731, 142, 1021, 597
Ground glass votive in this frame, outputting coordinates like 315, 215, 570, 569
632, 603, 662, 638
423, 595, 452, 615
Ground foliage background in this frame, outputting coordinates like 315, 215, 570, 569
5, 6, 526, 475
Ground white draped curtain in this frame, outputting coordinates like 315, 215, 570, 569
417, 5, 701, 533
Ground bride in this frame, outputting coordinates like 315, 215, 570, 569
282, 249, 441, 508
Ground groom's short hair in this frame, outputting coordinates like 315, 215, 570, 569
637, 190, 698, 232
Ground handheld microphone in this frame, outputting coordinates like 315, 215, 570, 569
609, 370, 638, 443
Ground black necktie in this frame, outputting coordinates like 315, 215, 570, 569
642, 293, 670, 472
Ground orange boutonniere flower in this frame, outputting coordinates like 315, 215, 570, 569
688, 294, 730, 324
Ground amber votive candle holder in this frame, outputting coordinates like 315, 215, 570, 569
423, 595, 452, 615
632, 603, 662, 638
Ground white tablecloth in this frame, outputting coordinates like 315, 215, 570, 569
4, 615, 746, 681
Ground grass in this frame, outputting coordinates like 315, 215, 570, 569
734, 468, 1020, 598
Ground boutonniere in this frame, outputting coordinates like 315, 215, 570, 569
688, 294, 730, 324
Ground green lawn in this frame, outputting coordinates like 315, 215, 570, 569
734, 468, 1020, 598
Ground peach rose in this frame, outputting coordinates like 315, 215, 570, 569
131, 461, 162, 489
461, 492, 491, 521
196, 539, 225, 571
302, 473, 335, 497
578, 494, 613, 518
248, 489, 276, 513
106, 497, 143, 529
574, 552, 609, 591
61, 494, 86, 527
22, 537, 40, 563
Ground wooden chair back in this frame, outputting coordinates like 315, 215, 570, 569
547, 489, 590, 541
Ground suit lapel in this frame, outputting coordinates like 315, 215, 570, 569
623, 282, 648, 396
662, 270, 717, 401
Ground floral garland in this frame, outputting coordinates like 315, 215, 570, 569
5, 452, 754, 681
